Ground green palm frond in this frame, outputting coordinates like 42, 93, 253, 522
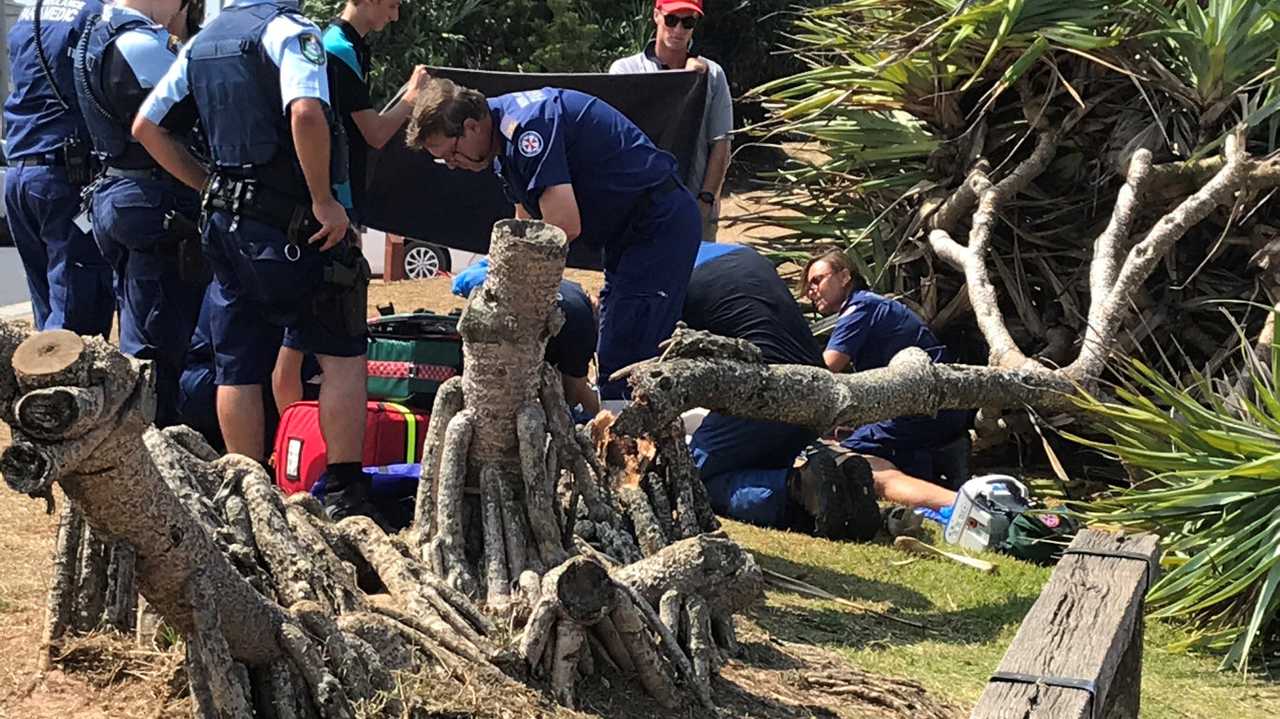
1071, 325, 1280, 672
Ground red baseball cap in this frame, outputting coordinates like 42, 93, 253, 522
655, 0, 703, 15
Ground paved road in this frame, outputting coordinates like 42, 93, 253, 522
0, 248, 32, 307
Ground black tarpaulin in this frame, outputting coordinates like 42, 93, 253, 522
361, 67, 707, 270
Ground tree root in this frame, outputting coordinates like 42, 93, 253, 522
189, 570, 254, 718
413, 376, 463, 536
40, 501, 83, 668
423, 410, 477, 596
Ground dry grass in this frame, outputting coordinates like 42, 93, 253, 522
369, 620, 959, 719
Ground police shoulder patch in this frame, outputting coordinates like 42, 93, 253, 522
298, 33, 325, 66
518, 130, 544, 158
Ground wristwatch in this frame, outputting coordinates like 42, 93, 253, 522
697, 191, 716, 205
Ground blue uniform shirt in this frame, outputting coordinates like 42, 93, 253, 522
140, 0, 329, 130
827, 290, 950, 371
4, 0, 102, 159
488, 88, 679, 252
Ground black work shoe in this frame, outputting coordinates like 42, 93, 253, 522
789, 445, 860, 540
322, 476, 396, 533
833, 453, 883, 541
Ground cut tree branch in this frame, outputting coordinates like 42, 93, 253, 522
615, 331, 1077, 438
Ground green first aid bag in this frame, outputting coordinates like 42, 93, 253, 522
366, 312, 464, 411
999, 509, 1081, 565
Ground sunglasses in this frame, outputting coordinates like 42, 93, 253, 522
662, 13, 699, 30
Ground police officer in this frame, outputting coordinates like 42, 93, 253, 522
406, 80, 702, 404
803, 249, 973, 489
4, 0, 114, 335
74, 0, 205, 427
180, 285, 321, 452
135, 0, 378, 521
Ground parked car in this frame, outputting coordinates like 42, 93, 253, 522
360, 228, 483, 280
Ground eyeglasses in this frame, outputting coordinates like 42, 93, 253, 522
805, 271, 834, 297
435, 132, 486, 166
662, 13, 699, 29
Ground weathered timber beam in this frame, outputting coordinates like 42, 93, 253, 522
969, 529, 1160, 719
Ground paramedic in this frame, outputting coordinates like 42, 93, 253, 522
405, 80, 701, 404
4, 0, 114, 335
803, 248, 973, 489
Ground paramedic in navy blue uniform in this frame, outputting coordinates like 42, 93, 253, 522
804, 249, 973, 488
74, 0, 204, 428
4, 0, 114, 336
687, 244, 959, 535
406, 80, 702, 403
135, 0, 377, 522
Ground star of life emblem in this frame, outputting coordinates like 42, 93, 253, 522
518, 130, 543, 157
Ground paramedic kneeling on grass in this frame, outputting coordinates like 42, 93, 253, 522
804, 249, 973, 491
405, 80, 701, 404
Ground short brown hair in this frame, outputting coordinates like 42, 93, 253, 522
799, 249, 865, 295
405, 78, 490, 149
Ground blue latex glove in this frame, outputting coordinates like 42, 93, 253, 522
451, 258, 490, 298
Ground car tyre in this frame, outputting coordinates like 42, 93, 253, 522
403, 240, 451, 280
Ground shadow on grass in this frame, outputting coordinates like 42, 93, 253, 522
748, 549, 1038, 651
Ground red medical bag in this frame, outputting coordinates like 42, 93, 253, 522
273, 400, 429, 495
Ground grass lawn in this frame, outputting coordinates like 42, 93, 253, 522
724, 520, 1280, 718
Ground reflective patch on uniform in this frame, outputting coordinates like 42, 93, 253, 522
500, 116, 518, 140
18, 0, 85, 23
518, 130, 544, 158
298, 33, 325, 65
513, 89, 546, 108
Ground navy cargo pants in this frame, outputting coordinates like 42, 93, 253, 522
92, 176, 206, 427
596, 184, 701, 400
5, 165, 114, 334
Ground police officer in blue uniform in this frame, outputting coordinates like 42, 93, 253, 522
4, 0, 114, 335
180, 285, 321, 452
136, 0, 379, 522
803, 249, 972, 488
405, 80, 701, 403
74, 0, 205, 427
681, 242, 878, 539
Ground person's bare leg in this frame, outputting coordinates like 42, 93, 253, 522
271, 346, 305, 416
315, 354, 367, 463
218, 384, 265, 461
863, 455, 956, 510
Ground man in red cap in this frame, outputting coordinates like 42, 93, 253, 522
610, 0, 732, 242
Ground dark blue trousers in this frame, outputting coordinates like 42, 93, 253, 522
690, 413, 816, 528
92, 177, 206, 427
5, 165, 113, 334
596, 186, 701, 400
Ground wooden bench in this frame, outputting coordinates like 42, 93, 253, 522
969, 529, 1161, 719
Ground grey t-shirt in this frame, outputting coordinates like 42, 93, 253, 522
609, 42, 732, 194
